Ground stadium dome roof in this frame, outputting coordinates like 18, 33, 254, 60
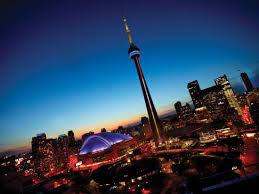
79, 132, 132, 155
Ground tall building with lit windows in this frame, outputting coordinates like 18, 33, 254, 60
57, 134, 69, 169
201, 85, 229, 120
215, 74, 242, 115
123, 16, 162, 144
31, 134, 58, 177
187, 80, 203, 109
174, 101, 193, 120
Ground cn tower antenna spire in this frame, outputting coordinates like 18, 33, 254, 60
122, 14, 163, 144
123, 16, 134, 46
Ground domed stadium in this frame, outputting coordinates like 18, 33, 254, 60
79, 132, 132, 155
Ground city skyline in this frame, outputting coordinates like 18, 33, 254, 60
1, 0, 259, 154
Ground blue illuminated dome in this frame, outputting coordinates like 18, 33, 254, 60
79, 132, 132, 155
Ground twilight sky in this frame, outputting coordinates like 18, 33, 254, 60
0, 0, 259, 153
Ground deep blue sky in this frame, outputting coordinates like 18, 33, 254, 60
0, 0, 259, 153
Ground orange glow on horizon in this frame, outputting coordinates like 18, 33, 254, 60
0, 142, 30, 153
74, 105, 172, 139
0, 105, 173, 153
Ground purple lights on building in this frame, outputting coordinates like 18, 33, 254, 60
79, 132, 132, 155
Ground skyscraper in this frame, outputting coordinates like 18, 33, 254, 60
68, 130, 76, 147
174, 101, 193, 120
174, 101, 182, 119
141, 116, 149, 125
246, 90, 259, 127
250, 101, 259, 127
187, 80, 203, 108
215, 74, 242, 115
241, 72, 254, 92
101, 128, 107, 133
202, 85, 230, 120
31, 134, 58, 177
123, 16, 162, 143
141, 116, 152, 139
181, 103, 193, 120
57, 134, 69, 169
31, 133, 46, 158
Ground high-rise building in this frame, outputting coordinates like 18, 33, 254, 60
241, 72, 254, 92
181, 103, 193, 120
141, 116, 152, 139
202, 85, 230, 120
250, 101, 259, 127
31, 134, 58, 177
174, 101, 182, 119
215, 75, 242, 115
67, 130, 78, 155
68, 130, 75, 143
187, 80, 203, 108
57, 134, 69, 169
31, 133, 46, 158
246, 89, 259, 126
101, 128, 107, 133
141, 116, 149, 125
174, 101, 193, 120
123, 16, 163, 144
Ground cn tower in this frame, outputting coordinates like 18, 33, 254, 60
123, 16, 162, 143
